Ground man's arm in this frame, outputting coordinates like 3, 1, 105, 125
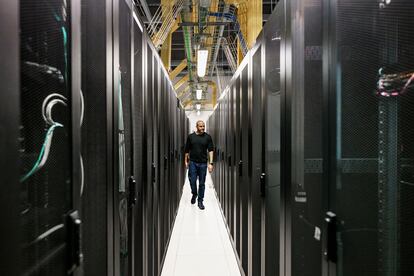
184, 135, 191, 168
185, 153, 190, 168
207, 135, 215, 173
208, 151, 214, 173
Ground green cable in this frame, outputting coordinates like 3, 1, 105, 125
182, 25, 193, 80
20, 123, 63, 183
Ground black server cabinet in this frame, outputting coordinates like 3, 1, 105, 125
240, 65, 250, 273
19, 0, 82, 274
227, 93, 230, 224
132, 11, 144, 276
114, 0, 136, 274
152, 57, 160, 276
159, 76, 167, 261
325, 0, 414, 275
249, 44, 264, 276
263, 3, 284, 275
228, 86, 235, 238
289, 0, 324, 275
231, 83, 238, 244
235, 77, 242, 256
144, 45, 155, 276
80, 0, 112, 274
0, 1, 20, 275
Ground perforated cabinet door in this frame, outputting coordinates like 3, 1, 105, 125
116, 1, 135, 275
327, 1, 414, 275
250, 45, 264, 276
240, 65, 250, 273
288, 0, 326, 275
19, 0, 82, 274
132, 16, 144, 276
263, 2, 284, 275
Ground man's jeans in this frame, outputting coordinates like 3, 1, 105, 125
188, 161, 207, 202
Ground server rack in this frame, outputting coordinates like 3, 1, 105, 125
132, 10, 144, 276
0, 1, 20, 275
263, 3, 284, 276
210, 0, 414, 276
80, 0, 113, 274
3, 0, 188, 275
325, 1, 414, 275
19, 0, 82, 275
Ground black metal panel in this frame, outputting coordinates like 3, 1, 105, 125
229, 85, 235, 240
235, 77, 242, 255
241, 65, 250, 273
80, 0, 108, 274
152, 57, 160, 276
0, 0, 20, 274
250, 46, 263, 276
132, 14, 144, 276
105, 0, 114, 274
145, 46, 154, 276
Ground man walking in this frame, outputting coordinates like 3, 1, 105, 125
184, 120, 214, 210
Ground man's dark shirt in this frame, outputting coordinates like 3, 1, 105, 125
184, 132, 214, 163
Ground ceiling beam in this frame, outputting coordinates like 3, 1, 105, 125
174, 74, 190, 90
177, 85, 191, 98
169, 59, 188, 79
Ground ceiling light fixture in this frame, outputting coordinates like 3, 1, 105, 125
196, 89, 203, 100
197, 49, 209, 77
196, 103, 201, 110
197, 111, 201, 116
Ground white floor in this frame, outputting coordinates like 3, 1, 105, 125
161, 171, 242, 276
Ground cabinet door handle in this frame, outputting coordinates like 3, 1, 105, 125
324, 211, 337, 263
129, 176, 137, 206
67, 210, 83, 274
152, 163, 156, 183
164, 156, 168, 170
239, 160, 243, 176
260, 173, 266, 197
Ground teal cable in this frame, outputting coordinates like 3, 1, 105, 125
20, 123, 63, 183
54, 12, 68, 87
61, 26, 68, 87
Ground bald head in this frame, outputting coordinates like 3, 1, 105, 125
196, 120, 205, 127
195, 120, 205, 134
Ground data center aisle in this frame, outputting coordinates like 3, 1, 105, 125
161, 172, 242, 276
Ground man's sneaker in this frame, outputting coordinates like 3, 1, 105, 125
198, 201, 205, 210
191, 195, 197, 204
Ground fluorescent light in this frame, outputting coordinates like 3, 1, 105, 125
133, 12, 143, 32
196, 89, 203, 100
196, 104, 201, 110
197, 49, 209, 77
